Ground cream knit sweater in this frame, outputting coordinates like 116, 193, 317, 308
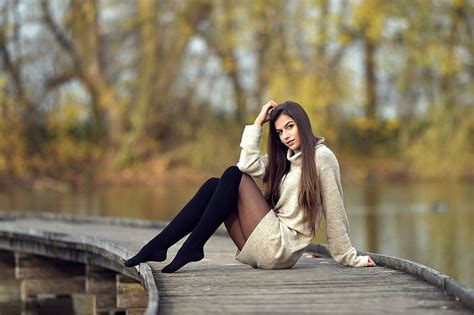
236, 124, 368, 267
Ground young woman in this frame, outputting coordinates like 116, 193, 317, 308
124, 100, 376, 273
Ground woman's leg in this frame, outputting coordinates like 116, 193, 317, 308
124, 177, 220, 267
224, 211, 246, 250
224, 174, 271, 250
162, 166, 243, 273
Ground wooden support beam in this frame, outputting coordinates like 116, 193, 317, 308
0, 249, 15, 279
0, 249, 20, 308
23, 293, 97, 315
15, 252, 86, 301
126, 308, 147, 315
96, 309, 127, 315
20, 278, 85, 301
116, 275, 147, 309
86, 264, 117, 311
15, 252, 85, 279
9, 252, 148, 314
22, 295, 75, 314
71, 293, 97, 315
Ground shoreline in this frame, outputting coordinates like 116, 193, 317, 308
1, 163, 472, 194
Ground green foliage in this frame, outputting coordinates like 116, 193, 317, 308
340, 117, 401, 157
164, 111, 242, 172
41, 98, 101, 179
0, 79, 29, 177
267, 67, 348, 144
405, 104, 474, 179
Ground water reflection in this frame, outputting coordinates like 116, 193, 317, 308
0, 180, 472, 288
344, 180, 473, 289
363, 179, 380, 256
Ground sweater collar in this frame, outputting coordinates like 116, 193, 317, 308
286, 137, 325, 166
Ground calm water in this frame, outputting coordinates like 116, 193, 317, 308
0, 180, 472, 289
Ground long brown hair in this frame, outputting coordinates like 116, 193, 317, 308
263, 101, 322, 236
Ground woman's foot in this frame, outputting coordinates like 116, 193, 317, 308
124, 245, 167, 267
161, 248, 204, 273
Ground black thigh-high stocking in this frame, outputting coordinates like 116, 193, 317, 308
124, 177, 220, 267
161, 166, 243, 273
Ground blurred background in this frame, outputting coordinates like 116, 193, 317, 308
0, 0, 472, 288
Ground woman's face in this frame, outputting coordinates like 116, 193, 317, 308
274, 113, 301, 151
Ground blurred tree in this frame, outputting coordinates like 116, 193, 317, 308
0, 0, 471, 181
197, 0, 250, 124
117, 0, 213, 166
41, 0, 124, 146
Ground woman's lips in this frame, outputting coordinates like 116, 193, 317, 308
287, 140, 295, 146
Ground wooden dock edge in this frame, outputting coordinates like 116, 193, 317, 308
0, 210, 229, 236
305, 243, 474, 310
0, 216, 159, 315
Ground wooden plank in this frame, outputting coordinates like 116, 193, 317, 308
0, 278, 21, 304
71, 293, 97, 315
0, 249, 15, 279
116, 275, 147, 309
126, 308, 147, 315
22, 295, 75, 314
86, 264, 117, 310
20, 278, 85, 301
15, 252, 85, 279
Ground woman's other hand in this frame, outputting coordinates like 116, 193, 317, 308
254, 100, 278, 126
367, 256, 376, 267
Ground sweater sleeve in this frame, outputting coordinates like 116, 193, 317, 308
318, 147, 369, 267
236, 125, 268, 181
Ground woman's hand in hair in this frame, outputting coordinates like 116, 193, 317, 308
367, 256, 376, 267
254, 100, 278, 126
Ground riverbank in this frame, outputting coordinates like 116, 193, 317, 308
1, 154, 472, 194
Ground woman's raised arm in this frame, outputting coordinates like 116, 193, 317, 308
236, 125, 268, 180
236, 101, 277, 180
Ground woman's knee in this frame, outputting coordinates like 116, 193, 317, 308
204, 177, 219, 190
221, 166, 243, 184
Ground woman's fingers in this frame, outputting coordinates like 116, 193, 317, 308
367, 256, 376, 267
262, 101, 275, 113
264, 101, 277, 115
255, 100, 277, 125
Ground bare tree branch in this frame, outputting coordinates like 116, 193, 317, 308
40, 0, 82, 73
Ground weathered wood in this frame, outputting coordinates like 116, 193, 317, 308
0, 211, 472, 314
20, 278, 85, 301
96, 310, 125, 315
86, 264, 117, 310
116, 274, 148, 309
126, 308, 147, 315
71, 293, 97, 315
15, 252, 85, 279
0, 249, 15, 279
22, 294, 75, 314
0, 278, 21, 308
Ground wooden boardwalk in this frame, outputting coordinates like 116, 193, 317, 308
0, 211, 473, 314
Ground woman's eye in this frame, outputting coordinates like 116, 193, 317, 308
287, 124, 293, 129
